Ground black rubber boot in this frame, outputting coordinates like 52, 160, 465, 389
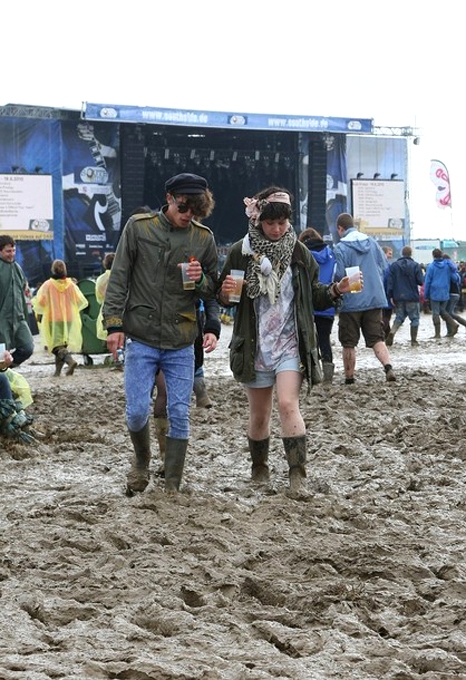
52, 346, 67, 377
410, 326, 419, 346
452, 313, 466, 327
386, 321, 402, 346
193, 376, 212, 408
443, 313, 459, 337
164, 437, 188, 493
321, 362, 335, 384
126, 422, 152, 496
64, 351, 78, 376
282, 435, 307, 497
248, 437, 270, 483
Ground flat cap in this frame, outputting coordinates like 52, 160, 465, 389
165, 173, 208, 195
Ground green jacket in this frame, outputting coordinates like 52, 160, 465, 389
103, 209, 218, 350
218, 239, 337, 385
0, 259, 29, 347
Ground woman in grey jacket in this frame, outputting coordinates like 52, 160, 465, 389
218, 186, 349, 497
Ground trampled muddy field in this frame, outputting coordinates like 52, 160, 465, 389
2, 315, 466, 679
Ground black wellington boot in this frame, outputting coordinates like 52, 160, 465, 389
126, 422, 152, 496
164, 437, 188, 493
282, 435, 307, 497
248, 437, 270, 483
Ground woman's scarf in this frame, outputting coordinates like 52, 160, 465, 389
242, 221, 296, 304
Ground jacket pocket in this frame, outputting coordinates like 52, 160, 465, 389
229, 334, 245, 376
175, 312, 197, 344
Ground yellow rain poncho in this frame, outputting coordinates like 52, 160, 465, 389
32, 278, 88, 354
5, 368, 33, 408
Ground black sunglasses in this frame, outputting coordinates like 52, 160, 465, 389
171, 195, 194, 214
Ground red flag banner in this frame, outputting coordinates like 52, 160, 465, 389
430, 159, 452, 209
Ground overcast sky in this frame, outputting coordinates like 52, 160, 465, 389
3, 1, 462, 241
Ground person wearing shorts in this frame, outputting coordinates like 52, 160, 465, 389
218, 186, 351, 497
338, 308, 386, 349
334, 213, 396, 384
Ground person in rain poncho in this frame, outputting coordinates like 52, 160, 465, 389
33, 260, 88, 376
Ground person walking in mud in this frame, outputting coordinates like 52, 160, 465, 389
218, 186, 351, 498
385, 245, 424, 346
443, 254, 466, 333
0, 235, 35, 367
423, 248, 460, 338
103, 173, 219, 495
381, 245, 394, 340
333, 213, 396, 384
298, 227, 337, 384
32, 260, 88, 376
95, 252, 116, 342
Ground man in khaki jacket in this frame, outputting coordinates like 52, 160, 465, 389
103, 173, 219, 495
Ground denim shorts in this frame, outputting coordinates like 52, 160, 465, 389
244, 355, 300, 389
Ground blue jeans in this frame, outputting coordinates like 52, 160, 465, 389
430, 299, 448, 324
394, 301, 420, 327
446, 293, 460, 316
124, 339, 194, 438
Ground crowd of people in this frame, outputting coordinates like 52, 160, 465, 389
1, 181, 466, 498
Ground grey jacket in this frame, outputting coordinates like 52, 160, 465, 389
103, 208, 218, 349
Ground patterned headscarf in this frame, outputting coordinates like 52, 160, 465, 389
243, 192, 291, 227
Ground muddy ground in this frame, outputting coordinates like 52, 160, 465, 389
1, 314, 466, 680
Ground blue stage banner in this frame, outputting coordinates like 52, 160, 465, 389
61, 120, 122, 273
83, 103, 373, 135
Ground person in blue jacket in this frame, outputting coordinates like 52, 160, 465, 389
333, 213, 396, 384
442, 253, 466, 334
299, 227, 337, 383
424, 248, 460, 338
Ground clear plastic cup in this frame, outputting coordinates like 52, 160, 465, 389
345, 266, 362, 293
181, 262, 195, 290
229, 270, 245, 302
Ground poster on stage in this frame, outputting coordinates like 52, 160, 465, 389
351, 178, 406, 236
61, 120, 122, 272
0, 173, 54, 239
